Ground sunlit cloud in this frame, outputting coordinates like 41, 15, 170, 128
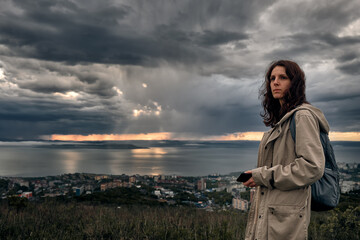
132, 101, 162, 118
49, 131, 360, 141
329, 132, 360, 141
338, 18, 360, 37
0, 68, 4, 79
112, 86, 123, 95
51, 132, 173, 141
133, 109, 144, 117
54, 91, 79, 99
154, 102, 162, 116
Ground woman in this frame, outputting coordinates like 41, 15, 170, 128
243, 60, 328, 240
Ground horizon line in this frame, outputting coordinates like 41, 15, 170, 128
45, 131, 360, 142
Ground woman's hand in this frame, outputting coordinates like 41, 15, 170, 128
243, 171, 257, 188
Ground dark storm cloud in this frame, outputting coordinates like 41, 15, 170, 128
0, 19, 156, 65
0, 93, 129, 139
313, 98, 360, 132
190, 104, 264, 134
310, 92, 360, 104
195, 30, 248, 46
0, 0, 261, 66
0, 0, 360, 140
0, 0, 145, 64
337, 60, 360, 76
119, 67, 265, 135
337, 52, 358, 62
1, 0, 270, 89
264, 33, 360, 62
265, 0, 360, 33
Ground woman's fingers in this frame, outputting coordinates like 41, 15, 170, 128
243, 177, 256, 188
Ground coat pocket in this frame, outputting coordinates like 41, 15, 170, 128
268, 205, 307, 240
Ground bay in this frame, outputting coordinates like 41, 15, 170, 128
0, 141, 359, 177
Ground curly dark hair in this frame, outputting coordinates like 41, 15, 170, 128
260, 60, 309, 127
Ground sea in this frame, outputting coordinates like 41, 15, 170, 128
0, 140, 359, 177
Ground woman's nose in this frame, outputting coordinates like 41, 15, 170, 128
273, 78, 279, 85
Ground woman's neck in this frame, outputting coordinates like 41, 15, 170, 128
279, 99, 284, 107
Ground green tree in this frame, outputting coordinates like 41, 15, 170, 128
205, 190, 232, 206
317, 206, 360, 240
240, 190, 250, 201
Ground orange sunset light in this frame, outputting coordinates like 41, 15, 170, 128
329, 132, 360, 141
50, 131, 360, 142
50, 132, 265, 141
51, 132, 173, 141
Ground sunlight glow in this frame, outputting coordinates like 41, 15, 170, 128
51, 132, 173, 141
132, 101, 162, 117
61, 151, 82, 173
54, 91, 79, 99
112, 86, 123, 95
49, 131, 360, 142
0, 68, 4, 79
133, 109, 143, 117
338, 18, 360, 37
329, 132, 360, 141
131, 148, 167, 158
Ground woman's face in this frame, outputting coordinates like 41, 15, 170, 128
270, 66, 291, 105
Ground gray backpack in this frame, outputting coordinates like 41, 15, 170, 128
290, 112, 340, 211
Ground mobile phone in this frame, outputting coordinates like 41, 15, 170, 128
236, 172, 252, 182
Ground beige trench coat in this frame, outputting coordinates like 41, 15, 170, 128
245, 104, 329, 240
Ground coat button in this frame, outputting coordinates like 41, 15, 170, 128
278, 130, 280, 133
261, 192, 264, 195
259, 215, 261, 218
265, 146, 267, 149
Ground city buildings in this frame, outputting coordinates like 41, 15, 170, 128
197, 178, 206, 191
0, 162, 358, 211
232, 197, 249, 211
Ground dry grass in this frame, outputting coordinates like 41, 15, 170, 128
0, 201, 247, 240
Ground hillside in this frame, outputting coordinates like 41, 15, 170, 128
0, 192, 359, 240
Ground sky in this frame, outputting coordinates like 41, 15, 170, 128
0, 0, 360, 141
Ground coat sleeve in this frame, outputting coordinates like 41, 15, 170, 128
251, 111, 325, 190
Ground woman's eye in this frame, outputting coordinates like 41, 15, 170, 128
281, 76, 288, 79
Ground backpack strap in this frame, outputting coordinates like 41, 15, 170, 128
289, 112, 296, 142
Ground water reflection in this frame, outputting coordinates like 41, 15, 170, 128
127, 148, 168, 175
131, 148, 167, 158
149, 166, 164, 176
61, 151, 82, 173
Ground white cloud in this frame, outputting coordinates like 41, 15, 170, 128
54, 91, 79, 100
338, 18, 360, 37
0, 68, 4, 80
